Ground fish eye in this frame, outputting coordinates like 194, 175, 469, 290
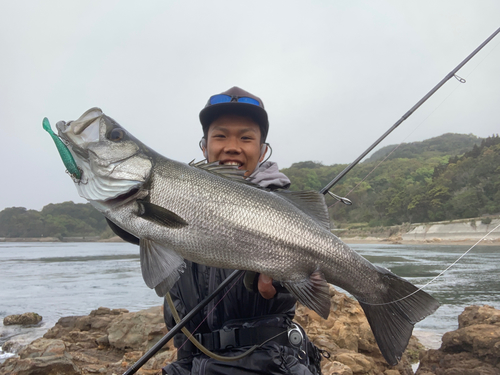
108, 128, 125, 142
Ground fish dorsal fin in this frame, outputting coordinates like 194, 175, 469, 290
140, 238, 186, 296
275, 190, 331, 230
282, 270, 331, 319
189, 160, 263, 188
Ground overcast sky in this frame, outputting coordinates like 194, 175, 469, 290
1, 0, 499, 212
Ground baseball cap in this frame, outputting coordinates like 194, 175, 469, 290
199, 86, 269, 142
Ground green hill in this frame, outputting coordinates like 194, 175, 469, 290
364, 133, 482, 163
282, 134, 500, 226
0, 202, 109, 239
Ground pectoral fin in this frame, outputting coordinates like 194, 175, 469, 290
139, 238, 186, 296
105, 218, 140, 245
282, 270, 331, 319
138, 201, 188, 228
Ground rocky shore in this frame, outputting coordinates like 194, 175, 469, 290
1, 287, 422, 375
416, 305, 500, 375
2, 293, 500, 374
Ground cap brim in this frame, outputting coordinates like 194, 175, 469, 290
199, 102, 269, 136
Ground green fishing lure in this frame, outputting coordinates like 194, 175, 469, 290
43, 117, 82, 181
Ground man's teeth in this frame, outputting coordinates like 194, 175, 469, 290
223, 162, 242, 166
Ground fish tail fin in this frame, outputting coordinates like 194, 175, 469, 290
357, 266, 439, 366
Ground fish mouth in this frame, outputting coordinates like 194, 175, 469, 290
56, 108, 103, 151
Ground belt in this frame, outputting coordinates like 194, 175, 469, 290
176, 326, 289, 359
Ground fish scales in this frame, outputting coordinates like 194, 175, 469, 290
52, 107, 439, 365
150, 159, 367, 291
151, 161, 318, 276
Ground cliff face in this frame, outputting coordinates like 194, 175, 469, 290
0, 287, 422, 375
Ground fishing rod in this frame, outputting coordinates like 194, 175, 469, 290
123, 269, 245, 375
320, 26, 500, 197
124, 27, 500, 374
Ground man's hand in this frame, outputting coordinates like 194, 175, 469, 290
258, 274, 276, 299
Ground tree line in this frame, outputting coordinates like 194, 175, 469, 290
282, 133, 500, 226
0, 202, 109, 238
0, 133, 498, 238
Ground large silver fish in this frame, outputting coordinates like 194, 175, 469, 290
54, 107, 438, 365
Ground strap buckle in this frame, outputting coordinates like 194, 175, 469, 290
219, 328, 239, 349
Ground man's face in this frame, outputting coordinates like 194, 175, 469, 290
205, 114, 265, 176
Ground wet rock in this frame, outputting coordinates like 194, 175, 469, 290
416, 305, 500, 375
2, 339, 26, 354
3, 313, 42, 326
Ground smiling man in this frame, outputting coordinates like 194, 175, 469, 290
162, 87, 322, 375
204, 114, 263, 176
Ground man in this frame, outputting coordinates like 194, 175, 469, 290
162, 87, 322, 375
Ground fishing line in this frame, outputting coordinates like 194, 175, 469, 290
327, 91, 457, 209
327, 77, 466, 209
360, 221, 500, 306
328, 35, 500, 209
455, 36, 500, 79
324, 33, 500, 306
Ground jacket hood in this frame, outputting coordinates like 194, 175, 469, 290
248, 161, 290, 189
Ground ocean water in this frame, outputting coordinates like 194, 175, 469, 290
353, 243, 500, 334
1, 241, 499, 361
0, 242, 159, 361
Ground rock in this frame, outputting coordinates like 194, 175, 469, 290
322, 360, 354, 375
331, 350, 377, 373
416, 305, 500, 375
3, 313, 42, 326
107, 306, 168, 351
0, 354, 80, 375
0, 305, 175, 375
0, 289, 421, 375
459, 304, 500, 328
18, 338, 67, 359
2, 339, 26, 354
